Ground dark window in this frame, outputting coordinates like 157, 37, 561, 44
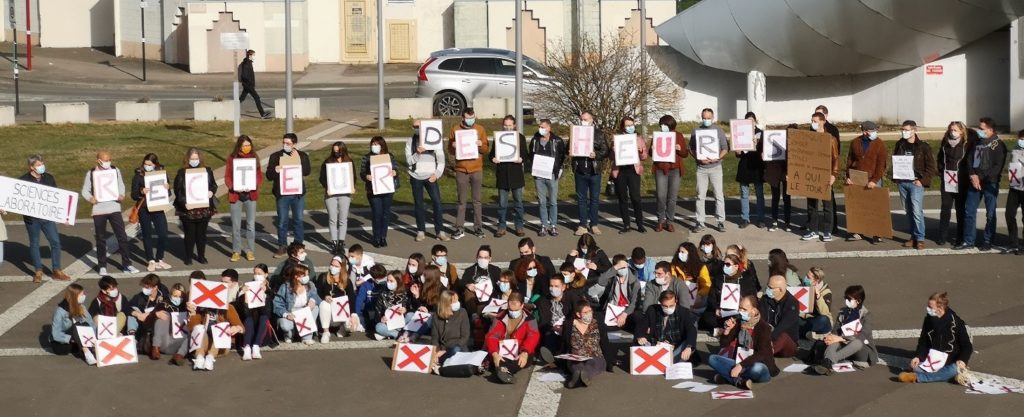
496, 60, 517, 76
438, 58, 463, 71
460, 58, 497, 74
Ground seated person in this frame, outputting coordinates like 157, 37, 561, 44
709, 295, 779, 390
813, 285, 877, 375
431, 290, 471, 370
485, 292, 540, 384
315, 256, 361, 343
272, 264, 322, 344
272, 242, 317, 283
561, 301, 609, 389
50, 283, 96, 365
801, 266, 834, 340
628, 247, 655, 283
899, 292, 973, 385
372, 270, 411, 341
237, 264, 272, 360
536, 275, 581, 364
127, 273, 170, 359
356, 264, 389, 337
635, 290, 698, 364
186, 297, 244, 372
758, 275, 800, 358
639, 261, 688, 318
88, 275, 134, 336
157, 283, 192, 366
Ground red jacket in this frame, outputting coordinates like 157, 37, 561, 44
485, 312, 540, 355
224, 154, 263, 203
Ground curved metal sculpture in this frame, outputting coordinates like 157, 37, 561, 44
655, 0, 1024, 76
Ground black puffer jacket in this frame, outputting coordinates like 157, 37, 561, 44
915, 307, 973, 367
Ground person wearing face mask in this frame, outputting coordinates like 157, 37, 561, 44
593, 255, 641, 341
429, 244, 460, 286
734, 112, 766, 230
651, 115, 690, 232
844, 121, 888, 243
486, 292, 541, 384
514, 257, 548, 305
936, 122, 970, 246
492, 270, 517, 306
559, 264, 589, 299
407, 120, 451, 243
725, 245, 762, 295
526, 118, 567, 237
272, 264, 322, 345
361, 136, 400, 247
798, 266, 833, 340
701, 253, 758, 331
356, 264, 388, 338
536, 274, 583, 364
813, 105, 843, 236
459, 246, 502, 313
636, 290, 699, 365
688, 108, 730, 233
50, 283, 97, 365
238, 265, 273, 360
430, 290, 472, 371
757, 275, 800, 358
82, 150, 139, 275
372, 269, 412, 341
131, 153, 172, 272
563, 234, 612, 282
812, 285, 877, 375
628, 247, 655, 283
899, 292, 973, 384
1005, 129, 1024, 254
639, 261, 687, 314
447, 108, 491, 239
127, 273, 170, 360
611, 116, 649, 233
266, 133, 312, 257
697, 234, 723, 276
801, 112, 841, 243
272, 242, 317, 286
315, 256, 359, 343
225, 136, 263, 262
22, 154, 70, 283
767, 248, 802, 287
408, 266, 445, 338
154, 283, 192, 365
893, 120, 937, 249
173, 148, 218, 266
509, 238, 558, 294
709, 295, 779, 390
88, 276, 134, 337
956, 117, 1008, 251
561, 301, 609, 388
670, 242, 711, 313
318, 141, 354, 256
401, 253, 426, 287
573, 111, 610, 236
187, 274, 245, 371
490, 115, 529, 238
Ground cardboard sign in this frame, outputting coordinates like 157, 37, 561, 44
392, 343, 435, 373
211, 322, 232, 349
91, 169, 120, 203
571, 125, 594, 157
171, 312, 188, 339
184, 168, 210, 209
712, 391, 754, 400
454, 129, 480, 160
843, 185, 894, 238
384, 305, 406, 331
720, 282, 741, 311
494, 131, 520, 163
1009, 162, 1024, 191
651, 132, 677, 163
474, 278, 493, 303
919, 349, 949, 373
730, 119, 756, 151
787, 129, 833, 201
231, 158, 258, 192
694, 129, 722, 160
419, 120, 444, 151
762, 130, 787, 162
848, 169, 869, 187
189, 279, 229, 310
0, 176, 80, 225
325, 162, 354, 195
292, 307, 316, 337
841, 319, 863, 337
892, 155, 915, 181
787, 286, 811, 315
95, 336, 138, 367
404, 311, 431, 333
331, 295, 351, 322
604, 304, 627, 326
482, 298, 508, 315
96, 315, 118, 340
244, 281, 266, 308
369, 154, 395, 195
943, 170, 959, 193
736, 346, 754, 362
143, 171, 171, 212
614, 134, 640, 166
531, 154, 555, 180
499, 339, 520, 360
76, 325, 96, 348
630, 345, 671, 375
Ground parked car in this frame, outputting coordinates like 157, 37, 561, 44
415, 48, 552, 117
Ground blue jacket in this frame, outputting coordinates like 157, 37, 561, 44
629, 258, 657, 282
272, 282, 322, 317
51, 301, 94, 344
354, 280, 379, 317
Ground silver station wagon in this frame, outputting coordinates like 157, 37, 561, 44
415, 48, 552, 117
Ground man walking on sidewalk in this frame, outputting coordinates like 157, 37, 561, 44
238, 50, 271, 119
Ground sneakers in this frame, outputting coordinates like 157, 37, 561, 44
204, 355, 215, 371
374, 333, 385, 341
193, 355, 206, 370
230, 252, 241, 262
124, 265, 140, 274
147, 260, 157, 272
452, 229, 466, 240
33, 270, 44, 283
813, 360, 833, 376
801, 232, 817, 241
739, 220, 750, 229
805, 331, 826, 341
245, 252, 256, 262
335, 329, 346, 338
260, 112, 273, 119
274, 246, 288, 258
539, 347, 555, 365
496, 367, 515, 384
473, 228, 486, 238
251, 345, 262, 360
692, 224, 706, 233
537, 228, 547, 237
157, 260, 172, 269
822, 233, 833, 242
436, 232, 451, 241
575, 226, 588, 236
415, 231, 426, 242
767, 222, 779, 232
591, 226, 602, 235
846, 233, 862, 242
302, 339, 314, 345
736, 377, 753, 390
282, 337, 293, 344
712, 374, 725, 384
242, 346, 253, 361
98, 267, 108, 276
320, 333, 331, 344
714, 223, 727, 232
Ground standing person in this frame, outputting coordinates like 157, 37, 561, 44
844, 121, 888, 243
764, 126, 792, 232
225, 136, 262, 262
652, 115, 689, 232
448, 108, 490, 239
736, 112, 766, 229
131, 153, 172, 272
899, 292, 973, 385
956, 118, 1008, 251
237, 49, 270, 119
936, 122, 970, 246
527, 119, 567, 236
22, 155, 69, 283
173, 148, 217, 265
573, 111, 609, 236
266, 133, 312, 257
490, 115, 528, 238
611, 116, 648, 234
816, 105, 842, 234
801, 113, 840, 242
407, 120, 450, 242
689, 108, 729, 233
893, 120, 937, 249
361, 136, 399, 247
81, 151, 138, 275
1005, 130, 1024, 254
319, 141, 354, 255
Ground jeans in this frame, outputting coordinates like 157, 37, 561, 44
277, 305, 320, 341
325, 195, 352, 241
181, 219, 210, 262
574, 173, 602, 228
739, 183, 765, 224
916, 362, 959, 383
615, 170, 643, 229
939, 188, 965, 243
655, 170, 681, 224
807, 191, 835, 234
769, 181, 792, 225
672, 342, 692, 364
138, 210, 168, 262
898, 182, 926, 240
93, 212, 132, 268
708, 354, 771, 385
230, 200, 257, 253
374, 312, 422, 339
410, 177, 444, 233
369, 194, 394, 242
275, 195, 306, 246
695, 166, 725, 225
963, 181, 999, 245
799, 315, 832, 337
26, 220, 62, 271
535, 178, 559, 228
455, 171, 483, 230
498, 187, 525, 230
243, 312, 270, 346
1005, 189, 1024, 248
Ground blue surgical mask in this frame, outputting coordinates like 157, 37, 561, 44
330, 266, 342, 275
508, 309, 522, 319
563, 273, 573, 283
901, 130, 913, 140
625, 126, 636, 134
811, 122, 820, 131
451, 302, 461, 312
701, 119, 713, 127
550, 287, 563, 298
764, 288, 775, 299
35, 165, 46, 175
723, 265, 737, 276
538, 127, 548, 136
977, 129, 989, 140
144, 165, 155, 172
77, 294, 87, 304
299, 275, 310, 285
189, 159, 200, 168
527, 268, 538, 278
926, 307, 938, 317
867, 131, 878, 140
801, 277, 812, 286
1017, 139, 1024, 149
283, 145, 294, 153
465, 118, 476, 127
739, 311, 751, 321
387, 281, 398, 291
170, 297, 182, 306
616, 268, 628, 277
348, 256, 357, 265
498, 282, 511, 293
435, 256, 447, 266
142, 287, 153, 297
660, 124, 670, 132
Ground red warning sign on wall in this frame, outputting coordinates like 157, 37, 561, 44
926, 65, 944, 75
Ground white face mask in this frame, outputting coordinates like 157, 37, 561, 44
901, 130, 914, 140
253, 274, 266, 282
408, 265, 418, 274
845, 299, 858, 309
702, 245, 713, 255
662, 306, 676, 315
299, 275, 310, 285
283, 144, 293, 153
77, 294, 87, 304
189, 159, 200, 168
144, 165, 155, 172
526, 268, 538, 278
655, 276, 667, 286
329, 266, 342, 275
141, 287, 153, 297
508, 310, 522, 319
723, 265, 738, 276
660, 124, 670, 132
106, 289, 119, 299
371, 144, 382, 154
678, 252, 688, 262
387, 281, 398, 291
100, 161, 112, 169
477, 259, 490, 269
296, 252, 307, 262
451, 302, 461, 312
563, 273, 573, 283
550, 287, 563, 298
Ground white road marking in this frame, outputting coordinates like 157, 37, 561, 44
518, 366, 563, 417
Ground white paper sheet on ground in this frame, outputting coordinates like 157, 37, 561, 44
385, 305, 406, 331
607, 330, 633, 343
968, 381, 1024, 394
672, 381, 701, 389
783, 363, 810, 373
711, 390, 754, 399
538, 372, 566, 382
404, 311, 431, 333
211, 322, 232, 349
831, 362, 857, 372
665, 362, 694, 380
689, 384, 718, 393
554, 354, 591, 362
443, 351, 489, 367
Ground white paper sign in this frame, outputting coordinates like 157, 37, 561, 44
279, 165, 304, 196
943, 170, 959, 193
292, 307, 316, 337
385, 305, 406, 331
189, 279, 229, 310
614, 134, 640, 166
787, 286, 812, 315
482, 298, 508, 314
571, 125, 594, 157
494, 131, 520, 163
720, 282, 741, 311
404, 311, 432, 333
531, 154, 555, 180
474, 278, 493, 303
96, 315, 118, 340
730, 119, 756, 151
630, 345, 672, 375
370, 155, 395, 195
95, 336, 138, 367
651, 132, 677, 163
331, 295, 351, 322
1009, 162, 1024, 191
244, 281, 266, 308
499, 339, 520, 360
211, 322, 232, 349
184, 168, 210, 208
444, 351, 489, 367
892, 155, 915, 180
841, 319, 863, 337
231, 158, 258, 192
189, 326, 204, 352
414, 158, 437, 176
572, 257, 586, 271
694, 129, 722, 160
762, 130, 788, 161
454, 129, 480, 160
665, 362, 694, 380
919, 349, 949, 373
171, 312, 188, 339
392, 343, 435, 373
555, 354, 591, 362
711, 391, 754, 400
326, 162, 354, 195
91, 169, 120, 203
831, 362, 857, 372
604, 304, 627, 326
76, 325, 96, 348
144, 171, 171, 212
419, 120, 444, 151
0, 176, 80, 225
736, 346, 754, 362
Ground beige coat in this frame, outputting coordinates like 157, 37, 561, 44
0, 214, 7, 241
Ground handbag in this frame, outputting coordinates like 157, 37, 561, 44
128, 199, 144, 224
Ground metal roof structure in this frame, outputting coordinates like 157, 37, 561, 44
655, 0, 1024, 76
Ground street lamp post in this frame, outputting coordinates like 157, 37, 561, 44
377, 0, 384, 131
141, 1, 147, 81
639, 0, 647, 136
10, 2, 19, 115
514, 0, 523, 133
284, 0, 294, 133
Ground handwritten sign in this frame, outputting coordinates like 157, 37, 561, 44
694, 129, 721, 160
1009, 162, 1023, 191
730, 119, 755, 151
494, 131, 520, 163
571, 125, 594, 157
143, 171, 171, 212
614, 134, 640, 166
531, 154, 555, 180
326, 162, 354, 195
943, 170, 959, 193
184, 168, 210, 209
651, 132, 676, 163
231, 158, 258, 192
843, 185, 893, 238
419, 120, 444, 151
787, 129, 833, 201
762, 130, 787, 161
0, 176, 80, 225
278, 152, 303, 196
370, 155, 394, 195
454, 129, 480, 160
91, 169, 120, 203
892, 155, 915, 181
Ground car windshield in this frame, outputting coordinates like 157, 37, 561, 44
523, 56, 551, 77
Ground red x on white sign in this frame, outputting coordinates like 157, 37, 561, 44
630, 346, 670, 375
841, 319, 862, 337
712, 391, 754, 400
332, 296, 351, 321
720, 283, 740, 310
500, 339, 519, 360
190, 279, 228, 310
392, 343, 434, 373
919, 349, 948, 373
96, 336, 137, 367
788, 286, 811, 314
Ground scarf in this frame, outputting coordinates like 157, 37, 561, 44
97, 292, 119, 316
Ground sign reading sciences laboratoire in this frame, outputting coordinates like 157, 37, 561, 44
0, 176, 80, 225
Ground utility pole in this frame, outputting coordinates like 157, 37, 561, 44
10, 1, 19, 114
638, 0, 647, 137
284, 0, 294, 133
24, 0, 30, 70
140, 1, 147, 81
377, 0, 384, 131
514, 0, 523, 133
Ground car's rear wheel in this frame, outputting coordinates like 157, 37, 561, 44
433, 91, 466, 117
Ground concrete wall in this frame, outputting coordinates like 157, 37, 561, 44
306, 0, 340, 63
187, 1, 309, 74
1012, 18, 1024, 131
38, 0, 113, 47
